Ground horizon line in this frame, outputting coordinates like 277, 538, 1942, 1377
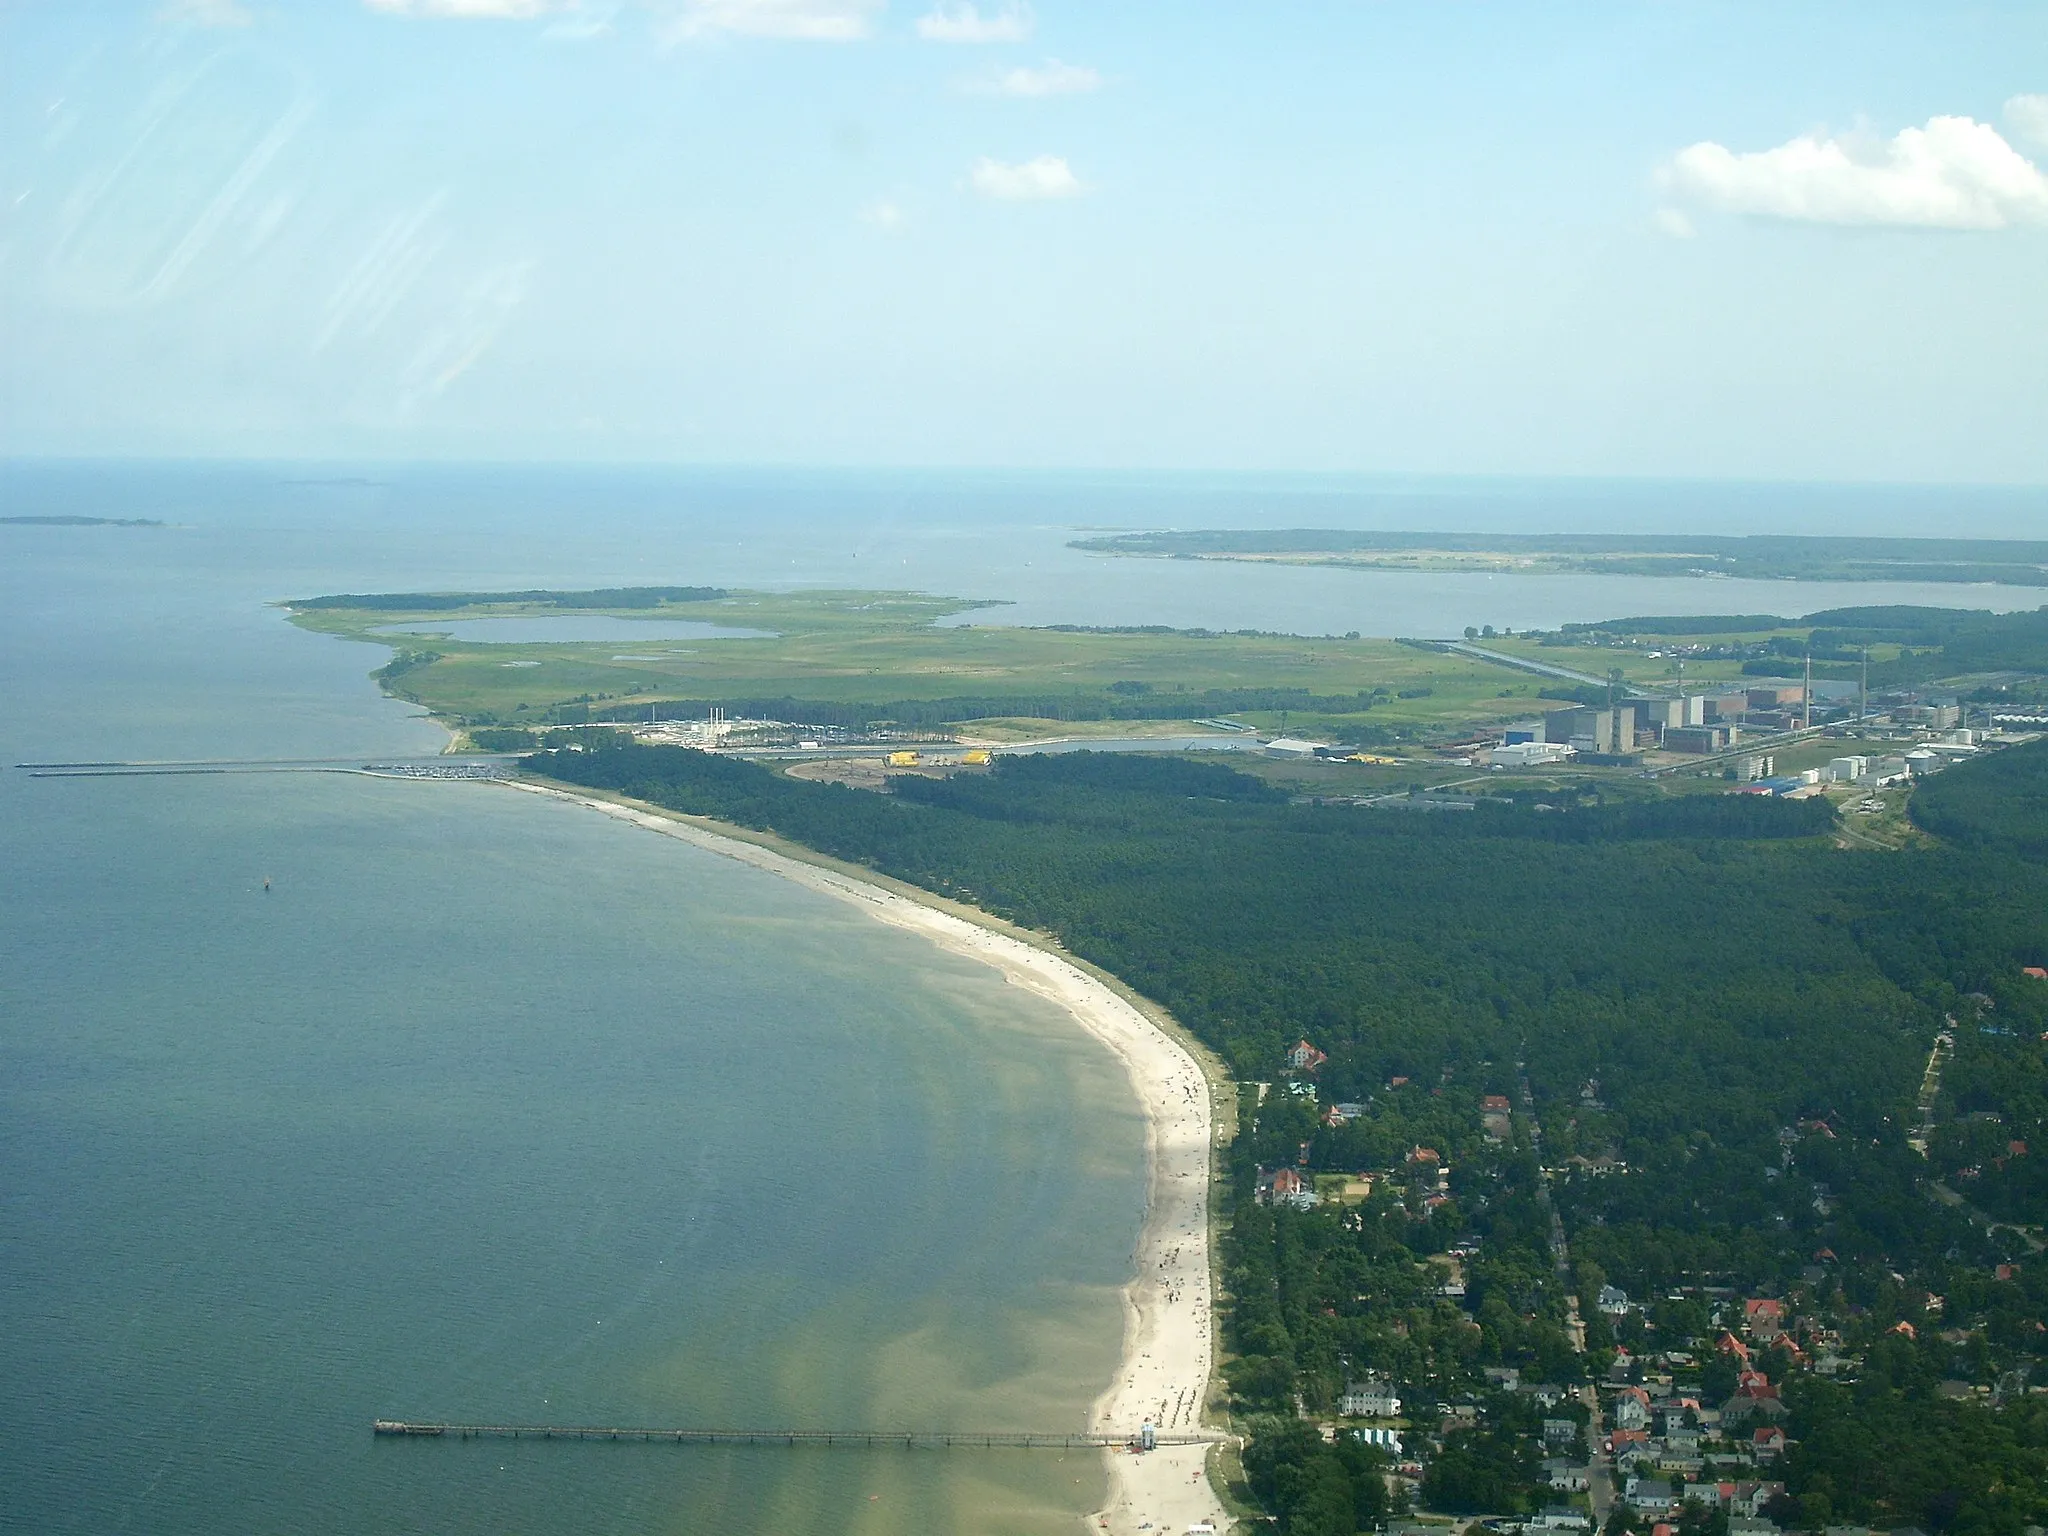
4, 453, 2048, 495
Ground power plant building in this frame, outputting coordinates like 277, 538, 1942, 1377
1543, 705, 1638, 756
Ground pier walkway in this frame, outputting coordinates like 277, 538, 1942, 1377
15, 756, 519, 779
372, 1421, 1217, 1449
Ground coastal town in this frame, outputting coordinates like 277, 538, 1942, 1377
1241, 1016, 2048, 1536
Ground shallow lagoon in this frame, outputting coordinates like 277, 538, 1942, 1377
371, 615, 775, 644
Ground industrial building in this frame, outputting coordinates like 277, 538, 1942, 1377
1263, 737, 1327, 759
1542, 705, 1637, 756
1492, 740, 1576, 768
1663, 725, 1734, 755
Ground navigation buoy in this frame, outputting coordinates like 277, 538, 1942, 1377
263, 877, 271, 892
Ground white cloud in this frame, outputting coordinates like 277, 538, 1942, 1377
1653, 207, 1696, 240
2007, 94, 2048, 153
961, 58, 1100, 98
917, 1, 1032, 43
1663, 114, 2048, 230
653, 0, 880, 40
159, 0, 253, 23
968, 154, 1080, 200
364, 0, 563, 16
859, 199, 906, 231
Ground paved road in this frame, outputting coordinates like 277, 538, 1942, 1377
1435, 642, 1619, 690
1583, 1386, 1614, 1525
1521, 1068, 1612, 1522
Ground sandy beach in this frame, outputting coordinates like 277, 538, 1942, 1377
502, 779, 1231, 1536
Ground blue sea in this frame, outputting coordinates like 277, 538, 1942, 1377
2, 460, 2042, 1534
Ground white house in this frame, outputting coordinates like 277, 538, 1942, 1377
1612, 1390, 1652, 1432
1341, 1379, 1402, 1417
1627, 1479, 1678, 1516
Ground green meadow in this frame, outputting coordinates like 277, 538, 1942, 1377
285, 587, 1589, 739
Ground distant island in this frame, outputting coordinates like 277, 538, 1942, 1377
2, 515, 164, 527
1073, 530, 2048, 585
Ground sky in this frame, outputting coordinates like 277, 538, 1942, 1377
1, 1, 2044, 481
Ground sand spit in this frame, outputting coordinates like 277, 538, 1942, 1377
502, 779, 1231, 1535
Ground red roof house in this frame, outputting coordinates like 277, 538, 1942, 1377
1743, 1298, 1785, 1341
1286, 1039, 1328, 1073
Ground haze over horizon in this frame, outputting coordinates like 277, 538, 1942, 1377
3, 2, 2045, 484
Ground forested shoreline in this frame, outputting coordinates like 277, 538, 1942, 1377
530, 740, 2048, 1536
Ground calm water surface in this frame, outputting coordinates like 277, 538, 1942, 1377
3, 461, 2044, 1534
371, 616, 776, 643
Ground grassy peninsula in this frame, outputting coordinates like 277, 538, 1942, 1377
286, 586, 2048, 758
283, 585, 1675, 744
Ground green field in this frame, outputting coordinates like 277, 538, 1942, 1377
283, 586, 1589, 741
1463, 631, 1759, 689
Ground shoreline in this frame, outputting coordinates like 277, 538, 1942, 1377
497, 777, 1234, 1536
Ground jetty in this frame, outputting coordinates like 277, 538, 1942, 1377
14, 756, 518, 780
371, 1421, 1212, 1449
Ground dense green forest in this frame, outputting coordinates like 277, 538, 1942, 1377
1562, 605, 2048, 690
1912, 737, 2048, 859
530, 741, 2048, 1535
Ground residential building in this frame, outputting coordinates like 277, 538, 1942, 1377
1722, 1377, 1787, 1427
1731, 1482, 1786, 1517
1545, 1459, 1591, 1492
1340, 1379, 1402, 1417
1743, 1299, 1785, 1342
1613, 1386, 1652, 1431
1257, 1167, 1319, 1210
1285, 1039, 1328, 1072
1628, 1479, 1679, 1516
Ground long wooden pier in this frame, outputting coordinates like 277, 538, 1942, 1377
372, 1421, 1213, 1449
